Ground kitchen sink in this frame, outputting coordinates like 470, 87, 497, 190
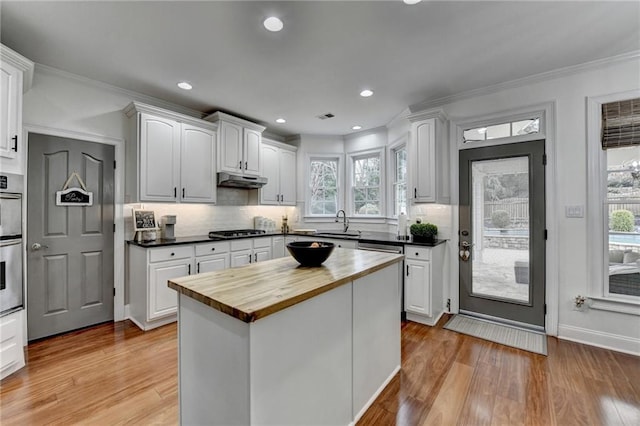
315, 231, 361, 238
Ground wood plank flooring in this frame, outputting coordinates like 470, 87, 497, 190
1, 316, 638, 425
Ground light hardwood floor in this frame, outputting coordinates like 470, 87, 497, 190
1, 316, 638, 425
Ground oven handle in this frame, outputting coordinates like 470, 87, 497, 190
357, 246, 403, 254
0, 193, 21, 200
0, 239, 22, 247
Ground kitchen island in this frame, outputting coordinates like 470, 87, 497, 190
169, 248, 404, 426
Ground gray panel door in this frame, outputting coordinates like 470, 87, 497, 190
27, 133, 114, 340
459, 140, 545, 328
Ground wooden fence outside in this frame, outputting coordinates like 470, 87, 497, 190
484, 198, 529, 225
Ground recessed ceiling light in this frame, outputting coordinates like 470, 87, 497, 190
264, 17, 283, 32
403, 0, 422, 5
360, 89, 374, 97
352, 125, 362, 130
276, 118, 286, 124
177, 81, 192, 90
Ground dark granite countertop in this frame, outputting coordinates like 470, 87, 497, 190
127, 230, 446, 248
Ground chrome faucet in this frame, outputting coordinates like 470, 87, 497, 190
335, 209, 349, 232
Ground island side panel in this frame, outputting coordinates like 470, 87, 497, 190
178, 294, 251, 426
249, 283, 353, 426
352, 262, 402, 421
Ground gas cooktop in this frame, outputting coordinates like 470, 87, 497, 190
208, 229, 266, 239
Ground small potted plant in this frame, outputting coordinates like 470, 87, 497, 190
410, 222, 438, 243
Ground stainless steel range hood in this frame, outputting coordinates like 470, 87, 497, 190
217, 172, 267, 189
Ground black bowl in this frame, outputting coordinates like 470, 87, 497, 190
286, 241, 335, 266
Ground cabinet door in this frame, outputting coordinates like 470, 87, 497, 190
181, 125, 216, 203
197, 253, 229, 273
404, 259, 431, 316
254, 247, 272, 263
272, 236, 285, 258
231, 249, 252, 267
243, 128, 262, 176
0, 61, 20, 161
148, 259, 191, 320
139, 114, 181, 202
260, 143, 280, 205
219, 121, 243, 173
279, 148, 297, 205
412, 119, 436, 203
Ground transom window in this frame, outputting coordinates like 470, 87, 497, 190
308, 157, 340, 215
464, 118, 540, 143
350, 151, 382, 216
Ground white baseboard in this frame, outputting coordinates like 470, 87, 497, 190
351, 365, 400, 425
406, 310, 444, 327
557, 324, 640, 356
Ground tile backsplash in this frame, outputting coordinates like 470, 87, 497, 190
124, 203, 297, 239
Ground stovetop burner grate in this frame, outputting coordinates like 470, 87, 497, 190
208, 229, 266, 238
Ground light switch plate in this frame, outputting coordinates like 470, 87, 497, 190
565, 205, 584, 218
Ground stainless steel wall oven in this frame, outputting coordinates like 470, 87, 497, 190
0, 173, 23, 316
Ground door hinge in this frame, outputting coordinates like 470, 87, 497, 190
114, 160, 116, 169
446, 298, 451, 312
544, 229, 548, 240
542, 154, 547, 166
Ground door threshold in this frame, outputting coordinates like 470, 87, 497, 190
459, 310, 545, 334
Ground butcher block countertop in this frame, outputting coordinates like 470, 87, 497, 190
168, 248, 403, 323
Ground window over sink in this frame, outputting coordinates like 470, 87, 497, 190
306, 155, 342, 216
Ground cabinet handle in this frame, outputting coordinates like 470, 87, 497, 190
211, 247, 215, 251
197, 263, 200, 273
414, 188, 417, 199
407, 265, 409, 276
248, 254, 252, 263
182, 188, 185, 198
239, 160, 243, 170
171, 252, 175, 256
174, 187, 177, 198
188, 264, 191, 275
416, 252, 419, 256
11, 135, 18, 152
254, 253, 257, 262
245, 161, 248, 170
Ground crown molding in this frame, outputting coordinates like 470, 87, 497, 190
34, 63, 206, 118
407, 108, 447, 123
1, 44, 35, 92
204, 111, 266, 132
409, 50, 640, 113
123, 101, 217, 130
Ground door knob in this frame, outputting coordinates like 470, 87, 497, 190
31, 242, 49, 251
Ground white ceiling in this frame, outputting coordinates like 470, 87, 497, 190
1, 1, 638, 137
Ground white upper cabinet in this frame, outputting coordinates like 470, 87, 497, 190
181, 125, 217, 202
260, 139, 297, 206
206, 112, 265, 177
408, 109, 450, 204
0, 44, 34, 175
124, 102, 217, 203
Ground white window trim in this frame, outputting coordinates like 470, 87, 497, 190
587, 90, 640, 316
304, 153, 344, 219
346, 147, 385, 218
387, 134, 409, 218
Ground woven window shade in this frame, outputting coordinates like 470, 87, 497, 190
601, 98, 640, 149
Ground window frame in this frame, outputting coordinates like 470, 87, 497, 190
304, 153, 344, 219
387, 134, 408, 218
346, 148, 385, 218
587, 90, 640, 315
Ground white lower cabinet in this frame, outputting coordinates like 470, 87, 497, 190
129, 244, 194, 330
230, 238, 272, 267
0, 309, 25, 379
272, 236, 285, 258
404, 243, 445, 326
195, 241, 231, 273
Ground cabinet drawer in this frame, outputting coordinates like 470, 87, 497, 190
0, 316, 18, 344
231, 239, 252, 251
149, 245, 193, 263
405, 246, 431, 261
195, 241, 230, 257
0, 339, 19, 371
253, 236, 272, 249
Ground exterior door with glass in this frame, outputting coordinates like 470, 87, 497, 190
459, 140, 545, 328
